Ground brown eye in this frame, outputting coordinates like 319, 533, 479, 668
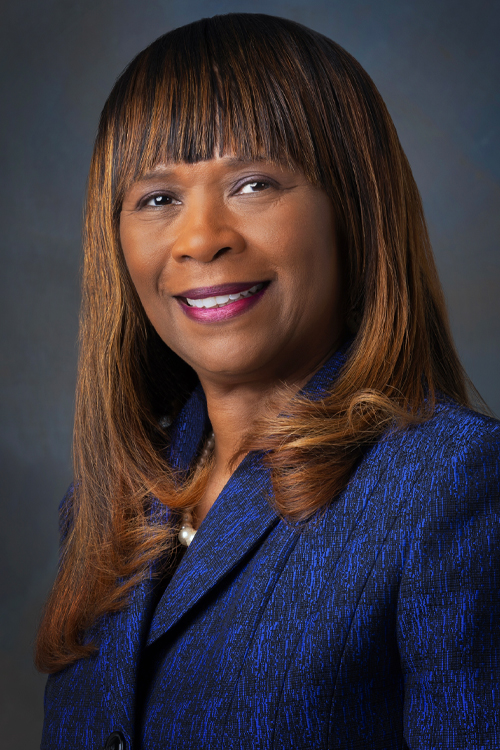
238, 181, 270, 194
145, 194, 180, 207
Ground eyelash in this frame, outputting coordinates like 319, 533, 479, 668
139, 178, 274, 209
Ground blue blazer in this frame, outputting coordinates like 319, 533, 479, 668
42, 350, 500, 749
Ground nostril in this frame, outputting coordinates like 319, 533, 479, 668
213, 247, 232, 259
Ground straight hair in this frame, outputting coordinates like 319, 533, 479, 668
36, 13, 472, 672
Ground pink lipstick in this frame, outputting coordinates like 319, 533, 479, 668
176, 281, 269, 322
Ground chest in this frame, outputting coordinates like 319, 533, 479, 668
43, 436, 423, 750
137, 520, 407, 749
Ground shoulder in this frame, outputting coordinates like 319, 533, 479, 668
422, 399, 500, 447
382, 401, 500, 477
378, 403, 500, 565
357, 402, 500, 539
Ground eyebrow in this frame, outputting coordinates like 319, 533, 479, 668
134, 156, 271, 184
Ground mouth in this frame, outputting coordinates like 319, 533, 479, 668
179, 282, 267, 309
175, 281, 270, 322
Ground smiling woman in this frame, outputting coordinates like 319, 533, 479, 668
119, 158, 342, 388
37, 13, 500, 750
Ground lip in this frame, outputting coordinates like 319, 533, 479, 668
175, 281, 267, 300
176, 282, 269, 323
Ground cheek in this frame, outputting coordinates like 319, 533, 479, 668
276, 211, 341, 307
120, 220, 163, 299
120, 218, 143, 284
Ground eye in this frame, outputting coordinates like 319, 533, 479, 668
143, 193, 180, 207
237, 180, 271, 194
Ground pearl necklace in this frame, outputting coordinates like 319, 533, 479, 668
178, 431, 215, 547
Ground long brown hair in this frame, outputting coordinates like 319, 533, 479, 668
36, 13, 472, 672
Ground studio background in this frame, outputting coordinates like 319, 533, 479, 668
0, 0, 498, 745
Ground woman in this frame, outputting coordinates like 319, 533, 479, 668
37, 13, 500, 750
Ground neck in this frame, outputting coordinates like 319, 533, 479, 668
198, 340, 342, 472
202, 380, 279, 470
189, 379, 289, 529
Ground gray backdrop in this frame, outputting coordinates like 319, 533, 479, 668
1, 0, 498, 745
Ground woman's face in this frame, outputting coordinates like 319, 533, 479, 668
120, 155, 345, 388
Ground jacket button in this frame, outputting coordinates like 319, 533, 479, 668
104, 731, 126, 750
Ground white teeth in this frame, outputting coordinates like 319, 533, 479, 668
185, 283, 264, 308
202, 297, 217, 308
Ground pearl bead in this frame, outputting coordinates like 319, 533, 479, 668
177, 431, 214, 547
178, 525, 196, 546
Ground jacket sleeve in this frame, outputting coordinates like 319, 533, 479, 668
397, 422, 500, 749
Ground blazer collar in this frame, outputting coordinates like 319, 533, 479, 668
146, 339, 353, 645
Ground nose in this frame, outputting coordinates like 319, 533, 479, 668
170, 197, 246, 263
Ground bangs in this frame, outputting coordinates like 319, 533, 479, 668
103, 15, 327, 205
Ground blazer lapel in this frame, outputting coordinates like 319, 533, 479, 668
147, 452, 280, 645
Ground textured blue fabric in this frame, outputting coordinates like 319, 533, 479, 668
42, 349, 500, 749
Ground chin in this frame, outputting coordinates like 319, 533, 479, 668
195, 358, 266, 383
181, 346, 273, 384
